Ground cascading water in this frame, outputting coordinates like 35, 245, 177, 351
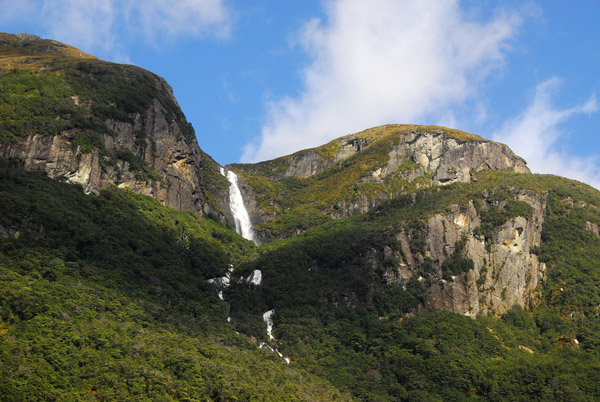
221, 168, 257, 244
260, 309, 290, 364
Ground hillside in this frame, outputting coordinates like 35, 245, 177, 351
0, 159, 351, 401
225, 169, 600, 399
0, 33, 230, 219
2, 33, 600, 401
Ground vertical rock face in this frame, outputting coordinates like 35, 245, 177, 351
0, 98, 226, 216
382, 191, 547, 316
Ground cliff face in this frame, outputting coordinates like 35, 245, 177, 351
1, 100, 215, 212
386, 191, 547, 316
277, 127, 529, 184
231, 125, 530, 241
0, 33, 229, 217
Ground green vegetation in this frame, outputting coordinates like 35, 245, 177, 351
114, 147, 162, 183
441, 235, 475, 280
224, 170, 600, 400
474, 198, 534, 242
0, 68, 105, 143
3, 158, 600, 400
0, 161, 348, 401
4, 33, 600, 401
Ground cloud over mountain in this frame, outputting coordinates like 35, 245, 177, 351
242, 0, 522, 162
493, 78, 599, 188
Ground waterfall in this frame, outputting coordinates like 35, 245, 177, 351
263, 310, 275, 341
221, 168, 257, 244
260, 309, 290, 364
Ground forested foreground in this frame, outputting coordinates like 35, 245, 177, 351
2, 159, 600, 401
0, 159, 349, 401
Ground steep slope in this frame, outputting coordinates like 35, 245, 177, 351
0, 33, 229, 217
229, 124, 528, 242
226, 171, 600, 400
0, 160, 351, 401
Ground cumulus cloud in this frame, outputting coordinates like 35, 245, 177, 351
242, 0, 522, 162
492, 78, 599, 188
1, 0, 231, 58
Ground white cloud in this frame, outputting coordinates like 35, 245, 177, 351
242, 0, 522, 162
126, 0, 231, 41
492, 78, 599, 188
1, 0, 231, 58
41, 0, 117, 54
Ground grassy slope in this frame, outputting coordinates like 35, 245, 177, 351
226, 170, 600, 401
0, 33, 194, 144
0, 159, 350, 401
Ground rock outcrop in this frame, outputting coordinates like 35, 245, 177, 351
241, 125, 528, 183
382, 190, 547, 316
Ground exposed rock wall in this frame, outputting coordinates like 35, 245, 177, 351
283, 130, 529, 183
390, 132, 530, 185
382, 191, 547, 316
0, 99, 228, 217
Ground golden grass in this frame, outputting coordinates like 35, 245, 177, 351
0, 33, 96, 73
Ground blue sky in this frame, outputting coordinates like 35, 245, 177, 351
1, 0, 599, 187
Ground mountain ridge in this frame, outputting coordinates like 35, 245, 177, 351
2, 33, 600, 401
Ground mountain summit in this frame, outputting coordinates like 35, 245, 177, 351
228, 124, 529, 242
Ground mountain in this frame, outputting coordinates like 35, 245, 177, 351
227, 124, 542, 316
0, 33, 229, 217
2, 33, 600, 401
228, 124, 529, 242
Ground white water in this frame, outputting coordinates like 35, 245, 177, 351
208, 266, 234, 302
221, 168, 257, 244
247, 269, 262, 286
263, 310, 275, 341
260, 309, 290, 364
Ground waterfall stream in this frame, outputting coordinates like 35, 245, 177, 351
217, 168, 290, 363
221, 168, 257, 244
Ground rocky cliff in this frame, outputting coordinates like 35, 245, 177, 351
239, 124, 528, 183
0, 33, 229, 217
384, 190, 547, 316
230, 124, 530, 241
